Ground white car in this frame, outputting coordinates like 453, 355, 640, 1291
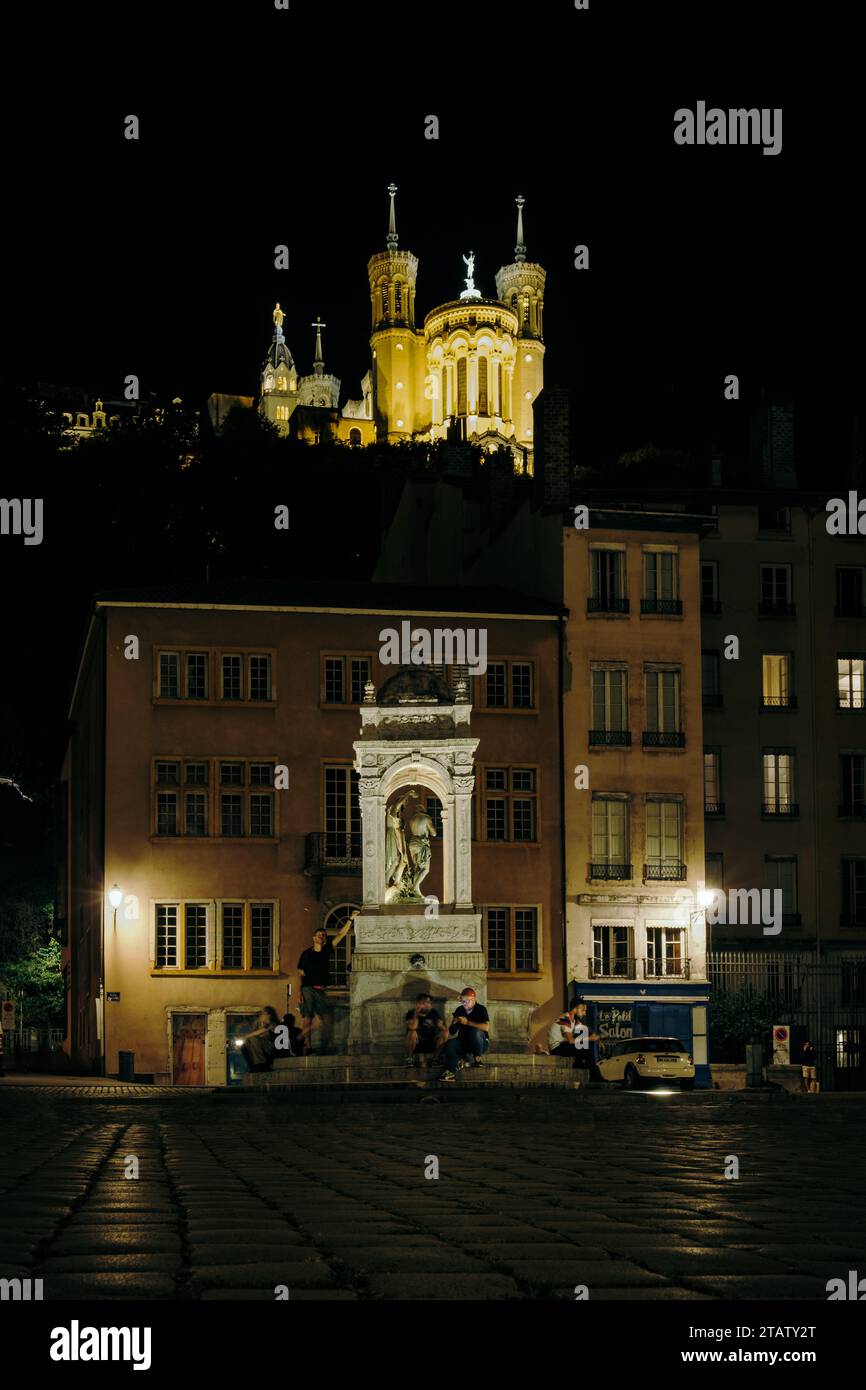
598, 1036, 695, 1091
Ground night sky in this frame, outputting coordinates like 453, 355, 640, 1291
4, 0, 862, 788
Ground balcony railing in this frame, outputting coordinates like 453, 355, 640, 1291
589, 862, 632, 881
587, 595, 629, 615
641, 598, 683, 616
643, 957, 691, 980
642, 730, 686, 748
304, 832, 362, 875
762, 802, 800, 817
841, 912, 866, 928
837, 696, 865, 710
704, 801, 725, 816
589, 729, 632, 746
758, 600, 796, 617
587, 957, 637, 980
644, 862, 687, 882
839, 802, 866, 817
762, 695, 798, 710
701, 598, 722, 615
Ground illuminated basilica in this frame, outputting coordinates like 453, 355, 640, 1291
255, 188, 546, 472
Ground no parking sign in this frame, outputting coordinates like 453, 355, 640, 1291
773, 1025, 790, 1065
1, 1000, 15, 1031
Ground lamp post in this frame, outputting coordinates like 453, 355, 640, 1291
103, 884, 122, 1077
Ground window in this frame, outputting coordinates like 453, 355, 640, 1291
156, 790, 179, 836
841, 858, 866, 926
249, 655, 271, 701
645, 799, 684, 880
704, 749, 723, 814
481, 767, 538, 842
186, 762, 208, 786
484, 906, 539, 973
250, 904, 273, 969
840, 753, 866, 816
478, 356, 489, 414
591, 795, 629, 877
590, 667, 629, 744
592, 924, 633, 979
836, 567, 865, 618
762, 653, 794, 708
589, 549, 627, 613
153, 758, 278, 839
484, 660, 535, 710
642, 550, 681, 614
705, 852, 724, 891
185, 791, 208, 836
185, 904, 208, 969
323, 655, 372, 705
757, 504, 791, 534
324, 765, 361, 860
701, 651, 722, 708
324, 904, 358, 988
837, 656, 865, 710
762, 750, 797, 814
250, 763, 274, 787
215, 901, 278, 972
425, 797, 443, 836
155, 903, 209, 970
221, 904, 244, 969
156, 760, 180, 785
701, 560, 720, 613
764, 856, 799, 922
457, 357, 467, 415
221, 762, 244, 786
186, 652, 208, 699
760, 564, 794, 615
222, 655, 242, 701
156, 905, 178, 967
221, 793, 243, 837
645, 926, 687, 978
159, 653, 180, 698
250, 793, 274, 837
644, 668, 684, 746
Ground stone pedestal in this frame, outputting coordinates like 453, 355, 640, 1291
348, 911, 485, 1053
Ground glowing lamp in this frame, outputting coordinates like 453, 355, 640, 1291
108, 884, 123, 910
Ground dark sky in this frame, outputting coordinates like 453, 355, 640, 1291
3, 0, 862, 788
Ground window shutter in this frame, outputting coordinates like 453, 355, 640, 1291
206, 904, 216, 970
148, 905, 156, 965
592, 671, 605, 729
646, 801, 661, 862
611, 670, 624, 730
646, 672, 658, 730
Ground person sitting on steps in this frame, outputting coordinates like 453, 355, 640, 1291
439, 987, 490, 1081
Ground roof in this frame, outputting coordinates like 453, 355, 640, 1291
92, 577, 565, 619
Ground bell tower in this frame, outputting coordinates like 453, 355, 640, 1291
368, 185, 424, 442
495, 197, 546, 467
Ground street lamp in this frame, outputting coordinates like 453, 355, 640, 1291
108, 884, 123, 913
103, 884, 123, 1077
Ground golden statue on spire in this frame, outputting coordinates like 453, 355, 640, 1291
273, 302, 285, 331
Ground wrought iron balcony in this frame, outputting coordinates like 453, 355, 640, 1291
641, 598, 683, 616
761, 802, 800, 817
587, 956, 636, 980
304, 832, 362, 875
589, 862, 632, 881
762, 695, 798, 710
642, 730, 686, 748
643, 862, 687, 882
704, 801, 726, 816
759, 600, 796, 617
589, 729, 632, 747
587, 595, 629, 615
701, 598, 722, 615
642, 957, 691, 980
837, 696, 865, 710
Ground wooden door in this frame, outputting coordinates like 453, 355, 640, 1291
172, 1014, 207, 1085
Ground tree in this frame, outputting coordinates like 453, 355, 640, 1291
711, 987, 777, 1063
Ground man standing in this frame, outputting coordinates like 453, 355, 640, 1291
404, 993, 447, 1066
297, 913, 356, 1054
569, 997, 606, 1081
439, 987, 490, 1081
800, 1038, 818, 1093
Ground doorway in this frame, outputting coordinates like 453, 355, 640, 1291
225, 1012, 260, 1086
171, 1013, 207, 1086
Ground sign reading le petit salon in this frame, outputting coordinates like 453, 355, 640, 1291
595, 1005, 633, 1040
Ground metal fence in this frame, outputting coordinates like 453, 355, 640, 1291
1, 1027, 65, 1069
708, 951, 866, 1090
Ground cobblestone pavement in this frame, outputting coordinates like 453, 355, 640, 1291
1, 1087, 864, 1301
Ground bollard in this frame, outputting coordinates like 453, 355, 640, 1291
118, 1050, 135, 1082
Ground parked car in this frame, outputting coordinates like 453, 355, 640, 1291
597, 1036, 695, 1091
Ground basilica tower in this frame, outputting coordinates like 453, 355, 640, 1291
260, 303, 298, 430
368, 185, 425, 442
495, 197, 546, 461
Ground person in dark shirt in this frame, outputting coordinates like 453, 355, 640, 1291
297, 914, 355, 1054
404, 993, 447, 1066
800, 1038, 818, 1092
279, 1011, 304, 1058
439, 987, 490, 1080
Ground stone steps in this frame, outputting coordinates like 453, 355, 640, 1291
246, 1053, 580, 1089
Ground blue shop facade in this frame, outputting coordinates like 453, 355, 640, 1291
572, 980, 712, 1089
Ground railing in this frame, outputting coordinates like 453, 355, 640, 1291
587, 957, 637, 980
701, 598, 722, 614
587, 596, 629, 614
837, 696, 865, 710
642, 957, 691, 980
589, 730, 632, 746
641, 598, 683, 615
705, 801, 725, 816
304, 832, 362, 874
759, 600, 796, 617
589, 863, 632, 881
839, 802, 866, 817
762, 695, 798, 710
644, 862, 687, 882
642, 730, 685, 748
762, 802, 800, 817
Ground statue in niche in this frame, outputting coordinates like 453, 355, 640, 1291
384, 787, 437, 903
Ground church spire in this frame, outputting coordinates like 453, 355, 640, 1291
312, 316, 326, 375
514, 195, 527, 263
386, 183, 399, 249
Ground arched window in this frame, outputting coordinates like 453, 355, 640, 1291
477, 357, 489, 415
349, 427, 362, 446
394, 282, 402, 317
382, 286, 389, 320
323, 903, 359, 988
457, 357, 467, 416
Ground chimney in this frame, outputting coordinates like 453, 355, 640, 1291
533, 386, 572, 508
